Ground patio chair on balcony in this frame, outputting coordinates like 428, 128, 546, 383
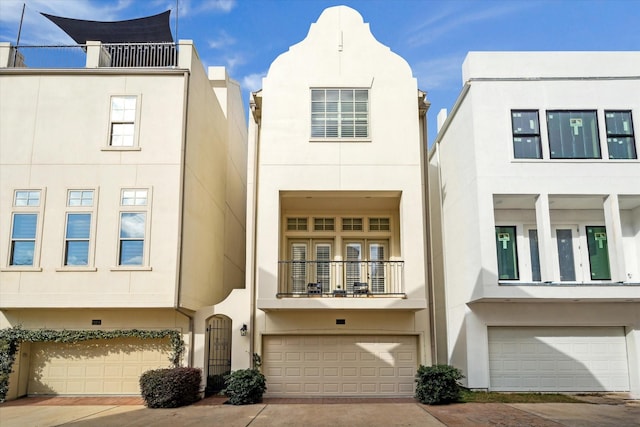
307, 283, 322, 296
353, 282, 369, 296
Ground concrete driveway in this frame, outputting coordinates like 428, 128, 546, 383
1, 395, 638, 427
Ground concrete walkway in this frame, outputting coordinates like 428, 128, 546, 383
1, 395, 638, 427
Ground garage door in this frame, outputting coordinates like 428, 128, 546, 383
263, 335, 417, 397
28, 338, 171, 395
489, 327, 629, 392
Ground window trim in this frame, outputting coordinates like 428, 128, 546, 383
113, 187, 152, 270
5, 188, 45, 270
511, 110, 542, 159
58, 188, 98, 270
495, 225, 520, 280
604, 110, 637, 160
546, 110, 602, 159
104, 94, 142, 150
309, 88, 371, 142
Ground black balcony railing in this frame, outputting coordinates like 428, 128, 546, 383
5, 43, 177, 68
277, 260, 404, 297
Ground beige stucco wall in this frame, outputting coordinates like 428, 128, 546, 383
0, 71, 186, 308
244, 6, 431, 365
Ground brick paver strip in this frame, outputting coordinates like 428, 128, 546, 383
423, 402, 563, 427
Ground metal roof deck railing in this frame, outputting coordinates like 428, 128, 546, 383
4, 42, 178, 69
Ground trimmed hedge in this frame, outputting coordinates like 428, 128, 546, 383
140, 367, 202, 408
415, 364, 464, 405
224, 368, 266, 405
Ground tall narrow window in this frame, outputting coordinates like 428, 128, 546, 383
119, 213, 145, 265
511, 110, 542, 159
63, 189, 95, 267
290, 243, 308, 293
605, 111, 637, 159
547, 111, 600, 159
109, 96, 137, 147
10, 214, 37, 266
556, 229, 576, 281
64, 213, 91, 266
586, 226, 611, 280
311, 89, 369, 138
528, 229, 541, 282
9, 190, 42, 267
118, 189, 149, 266
495, 226, 519, 280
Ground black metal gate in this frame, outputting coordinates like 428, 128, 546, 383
205, 315, 232, 395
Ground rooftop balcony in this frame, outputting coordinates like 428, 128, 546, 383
0, 41, 192, 69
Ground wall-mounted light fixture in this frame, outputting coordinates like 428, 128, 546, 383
240, 324, 248, 336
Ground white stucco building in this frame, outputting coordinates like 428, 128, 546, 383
0, 37, 247, 398
428, 52, 640, 397
223, 6, 432, 397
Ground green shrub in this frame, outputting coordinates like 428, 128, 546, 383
140, 367, 201, 408
415, 364, 464, 405
205, 372, 229, 396
224, 368, 266, 405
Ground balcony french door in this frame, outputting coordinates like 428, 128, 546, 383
344, 240, 387, 293
290, 240, 332, 293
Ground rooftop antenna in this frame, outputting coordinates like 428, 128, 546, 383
13, 2, 26, 66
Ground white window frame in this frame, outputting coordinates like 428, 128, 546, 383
58, 189, 98, 271
310, 88, 370, 141
104, 95, 142, 151
5, 189, 45, 270
113, 188, 152, 270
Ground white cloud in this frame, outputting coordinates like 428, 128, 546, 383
197, 0, 235, 13
175, 0, 235, 17
406, 2, 532, 48
0, 0, 135, 44
208, 30, 235, 49
242, 71, 266, 92
223, 52, 245, 72
412, 54, 465, 90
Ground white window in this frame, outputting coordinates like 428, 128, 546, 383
109, 96, 138, 147
118, 189, 149, 266
311, 89, 369, 138
8, 190, 43, 267
62, 189, 96, 267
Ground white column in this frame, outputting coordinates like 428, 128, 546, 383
603, 194, 627, 282
626, 327, 640, 399
535, 193, 554, 282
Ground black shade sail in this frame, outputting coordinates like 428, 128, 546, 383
42, 10, 173, 44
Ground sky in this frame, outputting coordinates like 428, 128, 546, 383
1, 0, 639, 143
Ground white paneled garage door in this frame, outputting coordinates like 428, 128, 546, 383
489, 327, 630, 392
263, 335, 417, 397
28, 338, 171, 395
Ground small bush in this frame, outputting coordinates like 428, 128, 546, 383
224, 368, 266, 405
205, 372, 229, 396
140, 367, 201, 408
415, 364, 464, 405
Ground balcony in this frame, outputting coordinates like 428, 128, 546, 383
0, 41, 180, 69
277, 260, 405, 297
258, 260, 425, 311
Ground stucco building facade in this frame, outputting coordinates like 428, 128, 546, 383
428, 52, 640, 397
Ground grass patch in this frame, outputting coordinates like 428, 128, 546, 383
461, 390, 582, 403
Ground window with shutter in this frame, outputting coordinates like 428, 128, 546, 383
311, 89, 369, 139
